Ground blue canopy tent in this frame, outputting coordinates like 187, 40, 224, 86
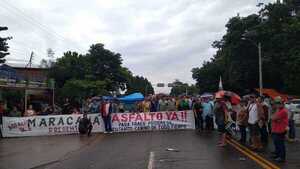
102, 96, 115, 100
118, 92, 144, 103
200, 93, 214, 98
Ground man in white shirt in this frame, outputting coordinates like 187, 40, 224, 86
286, 98, 296, 142
248, 96, 263, 150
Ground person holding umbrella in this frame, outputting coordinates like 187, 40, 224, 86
214, 94, 228, 147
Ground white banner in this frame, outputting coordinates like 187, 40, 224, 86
1, 114, 104, 137
1, 111, 195, 137
111, 111, 195, 132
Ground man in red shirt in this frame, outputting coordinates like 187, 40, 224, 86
271, 96, 288, 163
101, 100, 112, 133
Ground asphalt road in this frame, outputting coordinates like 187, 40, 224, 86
4, 129, 300, 169
32, 131, 260, 169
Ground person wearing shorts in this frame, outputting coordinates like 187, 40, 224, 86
214, 95, 228, 147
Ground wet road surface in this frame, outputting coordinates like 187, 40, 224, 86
45, 131, 261, 169
1, 130, 299, 169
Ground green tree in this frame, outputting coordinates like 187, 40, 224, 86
49, 51, 85, 88
85, 43, 128, 91
40, 48, 55, 68
49, 43, 154, 104
126, 75, 154, 96
0, 26, 11, 63
192, 2, 300, 95
170, 80, 199, 96
59, 79, 108, 103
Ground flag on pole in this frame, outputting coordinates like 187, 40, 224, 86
219, 76, 223, 91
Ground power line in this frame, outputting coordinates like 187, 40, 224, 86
1, 0, 84, 50
0, 6, 64, 58
9, 40, 47, 56
0, 5, 61, 47
0, 0, 86, 53
1, 13, 56, 59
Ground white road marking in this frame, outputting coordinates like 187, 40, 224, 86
147, 151, 155, 169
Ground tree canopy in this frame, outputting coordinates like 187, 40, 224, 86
192, 3, 300, 95
126, 75, 154, 96
170, 79, 199, 96
48, 43, 154, 103
0, 26, 11, 63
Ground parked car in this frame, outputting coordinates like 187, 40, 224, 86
286, 99, 300, 124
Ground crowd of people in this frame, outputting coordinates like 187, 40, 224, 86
0, 92, 298, 163
211, 94, 297, 163
75, 92, 297, 163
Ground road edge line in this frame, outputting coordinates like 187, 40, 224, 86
226, 139, 271, 169
227, 137, 280, 169
148, 151, 155, 169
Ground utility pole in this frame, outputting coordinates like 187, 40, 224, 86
242, 36, 263, 97
26, 51, 34, 68
258, 42, 263, 96
185, 86, 188, 96
145, 84, 148, 96
24, 51, 34, 113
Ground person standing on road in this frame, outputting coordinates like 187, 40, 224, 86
285, 99, 296, 142
150, 98, 157, 112
181, 97, 190, 110
101, 100, 113, 133
202, 98, 214, 131
271, 96, 288, 163
62, 98, 71, 114
237, 100, 248, 144
258, 97, 269, 145
0, 101, 4, 137
193, 98, 203, 131
24, 105, 36, 117
247, 96, 263, 150
143, 99, 151, 112
89, 99, 99, 114
78, 113, 93, 136
110, 100, 119, 114
214, 95, 228, 147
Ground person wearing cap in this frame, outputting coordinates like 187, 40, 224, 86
213, 95, 228, 147
271, 96, 288, 163
202, 97, 214, 131
78, 113, 93, 136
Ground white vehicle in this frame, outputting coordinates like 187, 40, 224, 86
286, 99, 300, 124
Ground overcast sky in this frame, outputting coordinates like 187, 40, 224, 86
0, 0, 275, 93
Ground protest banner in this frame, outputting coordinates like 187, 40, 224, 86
1, 114, 104, 137
1, 111, 195, 137
111, 111, 195, 132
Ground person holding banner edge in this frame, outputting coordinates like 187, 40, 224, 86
78, 112, 93, 136
101, 100, 113, 133
193, 98, 203, 131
